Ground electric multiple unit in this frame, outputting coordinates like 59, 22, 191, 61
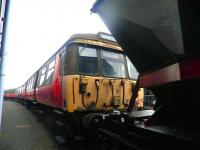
16, 32, 143, 112
3, 89, 16, 99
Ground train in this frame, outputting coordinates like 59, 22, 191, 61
12, 32, 144, 140
4, 89, 16, 99
15, 32, 143, 112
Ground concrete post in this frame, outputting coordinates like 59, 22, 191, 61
0, 0, 10, 128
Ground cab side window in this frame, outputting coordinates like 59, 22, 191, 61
60, 51, 66, 76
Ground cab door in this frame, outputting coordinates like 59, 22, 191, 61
59, 51, 67, 110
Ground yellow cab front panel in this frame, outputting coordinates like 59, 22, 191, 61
62, 75, 143, 112
60, 33, 144, 112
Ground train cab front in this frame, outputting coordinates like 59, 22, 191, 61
61, 33, 143, 113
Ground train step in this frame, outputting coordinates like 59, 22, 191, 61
55, 135, 66, 144
56, 120, 65, 127
54, 109, 64, 115
32, 101, 37, 105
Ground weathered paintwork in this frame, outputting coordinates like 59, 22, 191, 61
62, 75, 143, 112
17, 33, 144, 112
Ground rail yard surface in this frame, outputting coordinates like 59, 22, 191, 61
0, 100, 67, 150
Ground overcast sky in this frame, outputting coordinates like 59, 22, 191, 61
4, 0, 109, 89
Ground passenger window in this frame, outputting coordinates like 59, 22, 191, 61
46, 68, 54, 84
41, 67, 46, 74
38, 66, 47, 86
30, 79, 33, 89
27, 82, 30, 90
31, 77, 35, 89
39, 74, 45, 86
46, 59, 55, 84
49, 60, 55, 69
29, 80, 32, 90
38, 59, 55, 86
28, 82, 30, 90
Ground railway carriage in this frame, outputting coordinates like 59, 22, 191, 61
4, 89, 16, 99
